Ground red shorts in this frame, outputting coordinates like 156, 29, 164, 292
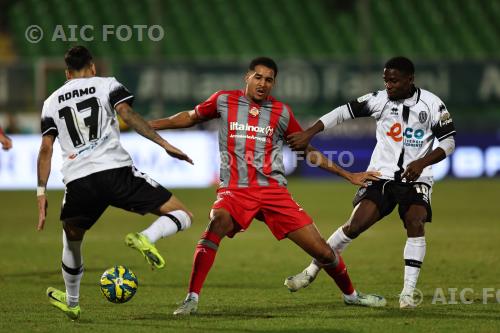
211, 187, 313, 240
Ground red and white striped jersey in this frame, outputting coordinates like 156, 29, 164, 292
196, 90, 302, 188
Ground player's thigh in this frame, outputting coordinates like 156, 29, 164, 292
344, 199, 382, 238
61, 176, 108, 231
210, 188, 261, 238
287, 224, 334, 263
351, 180, 395, 232
260, 188, 313, 240
403, 204, 427, 236
398, 183, 432, 224
206, 207, 238, 237
404, 204, 428, 222
153, 195, 191, 216
109, 166, 172, 215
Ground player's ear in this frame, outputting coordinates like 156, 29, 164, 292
90, 63, 96, 76
65, 69, 71, 80
408, 73, 414, 85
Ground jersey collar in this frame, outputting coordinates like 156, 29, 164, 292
403, 86, 421, 107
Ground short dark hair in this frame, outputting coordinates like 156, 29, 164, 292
248, 57, 278, 77
385, 56, 415, 75
65, 46, 93, 71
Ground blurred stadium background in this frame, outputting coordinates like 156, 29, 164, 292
0, 1, 499, 332
0, 0, 499, 187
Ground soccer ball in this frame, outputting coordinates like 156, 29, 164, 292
100, 265, 138, 303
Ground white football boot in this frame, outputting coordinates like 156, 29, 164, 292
284, 269, 317, 292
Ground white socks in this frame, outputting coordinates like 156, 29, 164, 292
141, 210, 192, 244
327, 226, 353, 254
343, 290, 359, 301
402, 236, 426, 295
186, 292, 199, 302
305, 227, 353, 277
61, 231, 83, 307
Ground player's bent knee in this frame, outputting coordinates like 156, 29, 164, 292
343, 223, 362, 239
405, 218, 425, 235
165, 210, 192, 231
62, 220, 86, 241
208, 210, 234, 235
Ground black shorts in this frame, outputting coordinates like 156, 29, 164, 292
60, 166, 172, 229
352, 179, 432, 223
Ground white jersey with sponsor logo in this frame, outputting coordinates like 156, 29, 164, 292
41, 76, 134, 184
321, 88, 456, 186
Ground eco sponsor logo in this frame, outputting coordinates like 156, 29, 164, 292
386, 122, 425, 147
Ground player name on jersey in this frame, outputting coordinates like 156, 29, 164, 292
58, 86, 96, 103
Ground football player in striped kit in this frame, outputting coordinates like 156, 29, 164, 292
37, 46, 194, 320
285, 57, 456, 308
150, 57, 386, 315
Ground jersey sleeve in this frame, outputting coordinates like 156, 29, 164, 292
40, 101, 58, 137
195, 91, 223, 119
319, 105, 352, 129
431, 101, 456, 141
346, 91, 384, 119
284, 105, 303, 136
108, 77, 134, 108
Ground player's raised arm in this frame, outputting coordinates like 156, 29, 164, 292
150, 88, 222, 130
287, 103, 354, 150
288, 91, 382, 151
36, 134, 55, 231
149, 110, 203, 130
305, 145, 380, 187
115, 102, 193, 165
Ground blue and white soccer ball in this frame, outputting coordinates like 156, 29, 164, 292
100, 265, 138, 303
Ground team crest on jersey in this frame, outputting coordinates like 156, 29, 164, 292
249, 107, 260, 117
418, 111, 428, 124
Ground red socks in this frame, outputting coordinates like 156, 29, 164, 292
323, 254, 355, 295
187, 231, 354, 297
188, 231, 221, 294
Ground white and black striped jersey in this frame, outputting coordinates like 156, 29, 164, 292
320, 87, 456, 186
41, 77, 134, 184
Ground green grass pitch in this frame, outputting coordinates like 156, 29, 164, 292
0, 179, 499, 332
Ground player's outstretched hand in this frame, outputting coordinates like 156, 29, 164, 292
348, 171, 381, 187
402, 160, 425, 182
0, 135, 12, 151
37, 195, 48, 231
164, 143, 194, 165
287, 131, 312, 151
